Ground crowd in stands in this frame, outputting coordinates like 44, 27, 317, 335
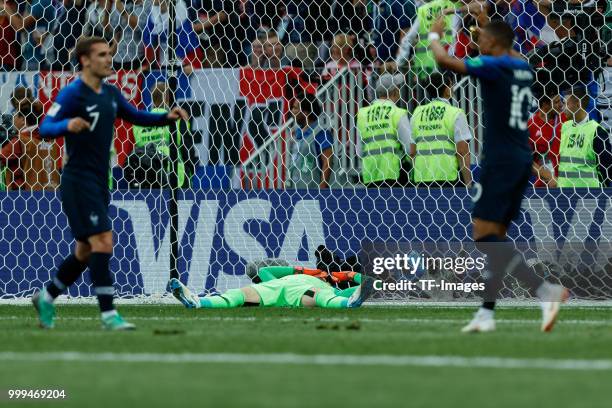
0, 1, 608, 71
1, 0, 611, 190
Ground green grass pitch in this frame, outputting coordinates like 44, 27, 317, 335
1, 305, 611, 407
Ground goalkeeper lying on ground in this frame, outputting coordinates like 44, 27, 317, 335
169, 266, 374, 309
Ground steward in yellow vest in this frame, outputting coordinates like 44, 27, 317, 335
130, 82, 192, 188
356, 73, 412, 187
410, 73, 472, 187
558, 89, 612, 188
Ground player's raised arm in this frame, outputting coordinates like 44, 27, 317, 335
428, 17, 467, 74
114, 87, 189, 127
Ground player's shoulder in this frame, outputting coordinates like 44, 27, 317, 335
49, 79, 82, 113
505, 55, 532, 70
482, 55, 531, 78
56, 78, 83, 99
101, 82, 121, 98
470, 53, 524, 66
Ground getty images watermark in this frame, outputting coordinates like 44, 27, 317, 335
361, 240, 612, 301
371, 251, 486, 293
358, 241, 494, 300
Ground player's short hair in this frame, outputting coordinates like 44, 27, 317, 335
423, 73, 452, 99
298, 92, 322, 118
483, 20, 515, 50
74, 36, 108, 68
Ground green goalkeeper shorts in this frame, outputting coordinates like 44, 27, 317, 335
251, 274, 333, 307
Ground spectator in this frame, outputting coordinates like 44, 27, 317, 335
538, 6, 560, 44
598, 60, 611, 131
283, 1, 334, 68
0, 101, 42, 190
511, 0, 546, 54
605, 0, 612, 44
9, 86, 43, 123
143, 0, 202, 69
1, 110, 25, 190
540, 11, 601, 120
330, 0, 370, 63
477, 0, 547, 54
366, 0, 415, 65
558, 87, 612, 188
112, 0, 148, 70
331, 0, 369, 38
454, 10, 481, 59
49, 0, 88, 70
22, 28, 47, 70
262, 30, 288, 69
84, 0, 118, 42
0, 0, 23, 71
246, 0, 286, 36
486, 0, 514, 21
528, 93, 566, 187
21, 0, 56, 70
289, 93, 334, 189
250, 30, 293, 69
322, 33, 361, 78
10, 86, 34, 111
249, 36, 265, 68
191, 0, 247, 67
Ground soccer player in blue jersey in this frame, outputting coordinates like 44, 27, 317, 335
32, 37, 188, 330
428, 19, 568, 332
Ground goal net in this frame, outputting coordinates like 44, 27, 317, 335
0, 0, 611, 302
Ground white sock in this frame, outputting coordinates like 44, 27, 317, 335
477, 307, 494, 319
101, 310, 118, 319
42, 288, 54, 304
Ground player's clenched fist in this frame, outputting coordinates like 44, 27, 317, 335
67, 118, 91, 133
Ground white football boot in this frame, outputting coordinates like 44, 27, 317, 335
539, 283, 570, 332
461, 308, 496, 333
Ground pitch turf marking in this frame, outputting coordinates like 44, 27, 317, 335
1, 352, 612, 371
1, 315, 611, 326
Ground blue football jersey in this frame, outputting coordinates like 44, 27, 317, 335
465, 55, 534, 165
40, 78, 169, 187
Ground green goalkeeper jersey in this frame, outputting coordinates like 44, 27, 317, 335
251, 274, 335, 307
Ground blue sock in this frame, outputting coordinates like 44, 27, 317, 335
88, 252, 114, 313
46, 255, 87, 299
475, 235, 505, 310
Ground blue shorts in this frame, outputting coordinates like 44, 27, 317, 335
472, 161, 531, 226
60, 178, 111, 241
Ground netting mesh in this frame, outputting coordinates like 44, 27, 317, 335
0, 0, 611, 300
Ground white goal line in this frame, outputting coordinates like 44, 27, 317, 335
1, 352, 611, 371
2, 297, 612, 308
1, 315, 610, 326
